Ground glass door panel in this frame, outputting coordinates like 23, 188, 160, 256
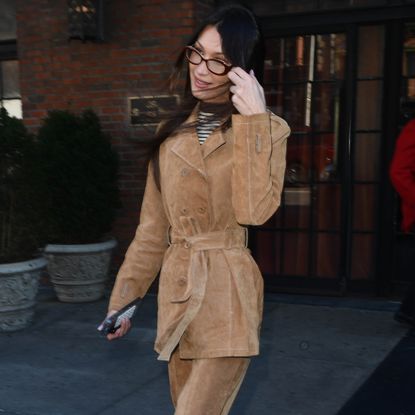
315, 234, 341, 278
354, 133, 381, 181
282, 232, 310, 276
351, 234, 375, 280
357, 26, 384, 78
353, 185, 377, 231
315, 184, 341, 230
351, 25, 385, 283
355, 80, 383, 130
255, 32, 347, 292
253, 24, 385, 294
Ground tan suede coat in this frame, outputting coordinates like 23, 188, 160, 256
109, 108, 290, 361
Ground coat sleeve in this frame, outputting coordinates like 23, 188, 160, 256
108, 161, 169, 311
231, 112, 290, 225
390, 120, 415, 207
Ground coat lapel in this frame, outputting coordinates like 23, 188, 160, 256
170, 129, 207, 177
170, 106, 207, 177
170, 104, 231, 175
200, 128, 226, 159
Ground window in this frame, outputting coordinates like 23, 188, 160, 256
0, 58, 21, 119
0, 0, 16, 41
0, 1, 20, 118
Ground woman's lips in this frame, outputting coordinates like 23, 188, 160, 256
194, 77, 211, 90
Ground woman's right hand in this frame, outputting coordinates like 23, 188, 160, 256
99, 310, 132, 341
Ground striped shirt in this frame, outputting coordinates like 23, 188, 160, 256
196, 111, 221, 144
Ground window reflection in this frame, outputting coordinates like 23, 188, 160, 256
0, 1, 16, 41
316, 34, 346, 80
2, 99, 22, 119
265, 34, 345, 188
356, 80, 383, 130
354, 133, 380, 181
2, 61, 20, 98
261, 31, 347, 283
403, 23, 415, 100
351, 25, 384, 282
358, 26, 384, 78
1, 60, 22, 119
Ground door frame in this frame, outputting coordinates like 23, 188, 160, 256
252, 6, 415, 296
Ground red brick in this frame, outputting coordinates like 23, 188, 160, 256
17, 0, 214, 255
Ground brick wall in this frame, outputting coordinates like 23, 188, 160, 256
16, 0, 214, 269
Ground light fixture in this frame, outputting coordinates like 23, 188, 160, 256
68, 0, 104, 42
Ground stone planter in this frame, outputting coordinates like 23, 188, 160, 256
0, 257, 46, 332
44, 239, 117, 303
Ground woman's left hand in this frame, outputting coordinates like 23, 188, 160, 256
228, 67, 267, 116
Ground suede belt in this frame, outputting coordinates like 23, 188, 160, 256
158, 226, 248, 361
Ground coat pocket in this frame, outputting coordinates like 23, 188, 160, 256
159, 247, 191, 304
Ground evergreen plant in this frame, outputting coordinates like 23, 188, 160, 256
34, 109, 120, 244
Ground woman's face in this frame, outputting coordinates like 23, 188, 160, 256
188, 25, 231, 103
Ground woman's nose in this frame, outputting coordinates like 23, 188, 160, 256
195, 60, 209, 76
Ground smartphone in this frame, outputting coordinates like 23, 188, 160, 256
98, 298, 141, 335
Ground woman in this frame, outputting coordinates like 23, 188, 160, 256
102, 4, 290, 414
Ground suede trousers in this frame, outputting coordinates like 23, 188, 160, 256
168, 349, 250, 415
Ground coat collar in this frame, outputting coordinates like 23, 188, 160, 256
200, 127, 226, 159
170, 103, 228, 175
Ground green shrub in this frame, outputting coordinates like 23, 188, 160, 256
33, 109, 120, 244
0, 108, 40, 263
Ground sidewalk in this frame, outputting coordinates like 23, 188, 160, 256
0, 288, 412, 415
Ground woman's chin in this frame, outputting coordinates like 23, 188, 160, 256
191, 89, 229, 103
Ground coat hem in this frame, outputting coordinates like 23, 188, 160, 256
154, 344, 259, 361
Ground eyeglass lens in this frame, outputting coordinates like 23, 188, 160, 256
186, 47, 229, 75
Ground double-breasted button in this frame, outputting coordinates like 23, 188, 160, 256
177, 276, 187, 286
184, 242, 191, 249
197, 207, 206, 214
181, 168, 189, 177
181, 207, 188, 215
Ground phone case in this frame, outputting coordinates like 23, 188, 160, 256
98, 298, 141, 335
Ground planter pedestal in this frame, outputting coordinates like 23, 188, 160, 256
0, 257, 46, 332
44, 239, 117, 303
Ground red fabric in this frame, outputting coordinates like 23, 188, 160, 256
390, 119, 415, 232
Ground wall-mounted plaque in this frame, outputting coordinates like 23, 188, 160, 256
129, 95, 178, 126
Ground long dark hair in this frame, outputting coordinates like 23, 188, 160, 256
151, 4, 264, 188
